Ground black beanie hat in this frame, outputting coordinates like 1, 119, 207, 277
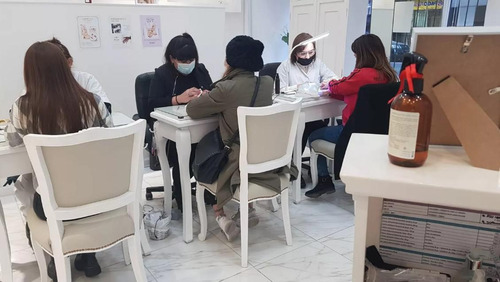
226, 35, 264, 72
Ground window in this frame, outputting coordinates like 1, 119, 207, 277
447, 0, 488, 26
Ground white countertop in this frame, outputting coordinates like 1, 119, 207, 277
342, 133, 500, 212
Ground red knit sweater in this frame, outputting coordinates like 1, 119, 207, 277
328, 68, 389, 125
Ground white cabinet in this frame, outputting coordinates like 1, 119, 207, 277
290, 0, 354, 77
342, 134, 500, 281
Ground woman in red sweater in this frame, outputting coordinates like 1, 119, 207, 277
306, 34, 398, 198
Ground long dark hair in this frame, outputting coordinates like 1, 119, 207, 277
290, 32, 316, 64
164, 33, 199, 70
351, 34, 397, 83
19, 42, 102, 134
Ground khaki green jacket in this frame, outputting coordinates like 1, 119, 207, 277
187, 69, 297, 206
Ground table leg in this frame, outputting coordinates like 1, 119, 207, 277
352, 195, 383, 282
293, 112, 306, 204
176, 129, 193, 243
154, 124, 172, 221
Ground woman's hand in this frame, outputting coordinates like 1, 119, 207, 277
320, 81, 329, 90
176, 87, 200, 104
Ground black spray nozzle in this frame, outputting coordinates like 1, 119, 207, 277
400, 52, 428, 75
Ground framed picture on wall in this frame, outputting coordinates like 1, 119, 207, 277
77, 16, 101, 48
140, 15, 162, 47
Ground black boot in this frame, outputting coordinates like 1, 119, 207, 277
74, 253, 101, 277
305, 176, 335, 198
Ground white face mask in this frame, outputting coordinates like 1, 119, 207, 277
176, 61, 195, 75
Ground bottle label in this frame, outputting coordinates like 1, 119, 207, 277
388, 109, 419, 159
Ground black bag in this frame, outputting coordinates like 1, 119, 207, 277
192, 77, 261, 184
192, 128, 231, 183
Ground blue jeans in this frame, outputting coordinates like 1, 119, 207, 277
308, 124, 344, 177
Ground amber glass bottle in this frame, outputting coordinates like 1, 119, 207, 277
388, 78, 433, 167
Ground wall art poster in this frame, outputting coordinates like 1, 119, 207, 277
140, 15, 162, 47
77, 16, 101, 48
110, 17, 132, 47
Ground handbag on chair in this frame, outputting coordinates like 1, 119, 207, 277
192, 76, 261, 184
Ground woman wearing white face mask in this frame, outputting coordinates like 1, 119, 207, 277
149, 32, 213, 212
149, 32, 212, 112
277, 32, 338, 189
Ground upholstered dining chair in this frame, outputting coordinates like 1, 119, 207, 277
0, 186, 15, 282
24, 120, 148, 282
195, 98, 302, 267
309, 82, 400, 185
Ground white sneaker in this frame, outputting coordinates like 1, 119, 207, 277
232, 208, 259, 228
216, 215, 240, 242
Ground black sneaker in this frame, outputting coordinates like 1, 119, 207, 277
75, 253, 101, 277
305, 176, 335, 198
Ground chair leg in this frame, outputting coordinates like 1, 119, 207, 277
281, 189, 293, 246
196, 184, 208, 241
328, 159, 334, 175
0, 204, 13, 282
270, 198, 279, 212
128, 235, 148, 282
310, 149, 319, 188
140, 223, 151, 256
32, 242, 48, 282
240, 203, 249, 268
53, 254, 71, 282
122, 242, 131, 265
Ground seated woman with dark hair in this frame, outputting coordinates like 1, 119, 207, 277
45, 37, 112, 113
148, 32, 213, 211
277, 32, 339, 188
5, 42, 112, 279
187, 35, 297, 241
306, 34, 398, 199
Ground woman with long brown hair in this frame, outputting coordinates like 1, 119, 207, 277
5, 41, 112, 279
305, 34, 397, 199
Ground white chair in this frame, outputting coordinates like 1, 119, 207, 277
196, 99, 302, 267
24, 120, 148, 282
0, 186, 15, 282
309, 140, 336, 188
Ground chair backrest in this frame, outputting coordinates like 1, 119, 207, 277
135, 72, 155, 122
237, 98, 302, 175
333, 82, 400, 179
24, 120, 146, 221
259, 62, 281, 80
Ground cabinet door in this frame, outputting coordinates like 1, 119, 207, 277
317, 0, 347, 76
290, 0, 316, 41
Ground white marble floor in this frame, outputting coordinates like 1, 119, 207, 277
1, 170, 354, 282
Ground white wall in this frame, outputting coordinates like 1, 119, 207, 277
250, 0, 290, 64
0, 2, 226, 118
484, 0, 500, 26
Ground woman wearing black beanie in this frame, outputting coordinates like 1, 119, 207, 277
187, 36, 294, 241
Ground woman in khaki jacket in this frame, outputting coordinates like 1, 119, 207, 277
187, 36, 295, 241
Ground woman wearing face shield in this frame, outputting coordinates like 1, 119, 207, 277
276, 32, 338, 188
148, 32, 213, 212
